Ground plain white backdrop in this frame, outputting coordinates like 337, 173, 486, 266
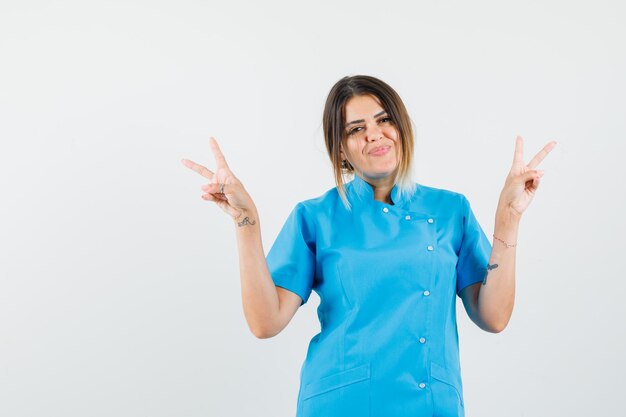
1, 1, 624, 416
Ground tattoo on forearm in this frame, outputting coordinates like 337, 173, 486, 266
482, 263, 499, 285
237, 216, 257, 227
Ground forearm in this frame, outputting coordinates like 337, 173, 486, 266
476, 207, 520, 332
233, 208, 280, 338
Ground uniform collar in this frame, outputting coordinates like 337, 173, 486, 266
347, 174, 411, 207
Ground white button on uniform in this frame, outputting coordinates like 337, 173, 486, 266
405, 215, 411, 220
418, 382, 426, 389
423, 290, 430, 296
427, 218, 434, 224
427, 245, 434, 251
382, 207, 389, 213
419, 337, 426, 344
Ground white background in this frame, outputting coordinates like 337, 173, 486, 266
1, 1, 624, 416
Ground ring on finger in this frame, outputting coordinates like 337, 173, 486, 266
220, 183, 224, 194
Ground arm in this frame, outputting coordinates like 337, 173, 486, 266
182, 136, 300, 340
459, 209, 519, 333
233, 207, 301, 339
460, 136, 556, 333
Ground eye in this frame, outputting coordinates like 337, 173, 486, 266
347, 126, 363, 136
379, 116, 393, 124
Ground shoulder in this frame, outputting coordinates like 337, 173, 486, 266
277, 187, 340, 236
296, 185, 342, 216
413, 183, 468, 209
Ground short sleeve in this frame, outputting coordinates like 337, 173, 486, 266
456, 195, 492, 295
266, 203, 316, 306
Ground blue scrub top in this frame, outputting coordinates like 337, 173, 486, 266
266, 175, 492, 417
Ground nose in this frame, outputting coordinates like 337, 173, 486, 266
365, 123, 384, 142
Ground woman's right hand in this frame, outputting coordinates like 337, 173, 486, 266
181, 137, 256, 221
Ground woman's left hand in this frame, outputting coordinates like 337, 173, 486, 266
498, 136, 557, 219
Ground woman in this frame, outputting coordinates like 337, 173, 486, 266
182, 75, 556, 417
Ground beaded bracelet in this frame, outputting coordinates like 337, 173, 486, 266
493, 234, 517, 248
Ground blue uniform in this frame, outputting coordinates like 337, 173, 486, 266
266, 175, 492, 417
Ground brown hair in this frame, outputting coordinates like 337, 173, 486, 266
322, 75, 416, 210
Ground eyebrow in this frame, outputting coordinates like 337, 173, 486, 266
345, 110, 388, 127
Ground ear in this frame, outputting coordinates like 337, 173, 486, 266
340, 145, 347, 161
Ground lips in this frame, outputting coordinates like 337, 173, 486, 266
368, 146, 390, 155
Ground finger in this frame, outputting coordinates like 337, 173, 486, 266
181, 158, 214, 180
527, 141, 557, 169
209, 136, 230, 170
512, 135, 524, 166
201, 182, 235, 195
203, 192, 228, 202
531, 176, 541, 192
519, 169, 544, 184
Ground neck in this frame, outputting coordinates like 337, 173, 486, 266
361, 174, 396, 204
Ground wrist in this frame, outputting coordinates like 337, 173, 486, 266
233, 207, 259, 226
494, 205, 520, 244
496, 202, 521, 226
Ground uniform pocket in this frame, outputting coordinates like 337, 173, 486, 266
301, 363, 370, 417
430, 362, 465, 407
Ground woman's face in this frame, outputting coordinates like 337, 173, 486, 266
340, 94, 401, 181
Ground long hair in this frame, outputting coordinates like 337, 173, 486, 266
322, 75, 416, 210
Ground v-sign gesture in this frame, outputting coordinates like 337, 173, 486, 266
182, 137, 257, 222
498, 135, 557, 218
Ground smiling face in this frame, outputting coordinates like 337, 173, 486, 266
340, 94, 401, 181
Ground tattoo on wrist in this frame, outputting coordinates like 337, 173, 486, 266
482, 263, 499, 285
237, 216, 256, 227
